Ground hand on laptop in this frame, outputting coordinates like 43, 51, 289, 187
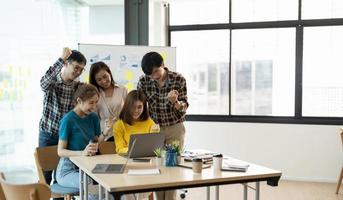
150, 124, 160, 132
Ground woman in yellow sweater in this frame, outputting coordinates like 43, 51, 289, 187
113, 90, 159, 154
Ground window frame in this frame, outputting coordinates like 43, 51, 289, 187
168, 0, 343, 125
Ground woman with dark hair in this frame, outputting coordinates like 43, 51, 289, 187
113, 90, 160, 154
56, 83, 105, 200
89, 61, 127, 141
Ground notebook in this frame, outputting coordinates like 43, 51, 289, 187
221, 160, 249, 172
125, 133, 165, 158
92, 139, 137, 174
127, 168, 160, 175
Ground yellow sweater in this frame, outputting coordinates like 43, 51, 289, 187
113, 118, 157, 154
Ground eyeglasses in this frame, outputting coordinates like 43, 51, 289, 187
69, 62, 85, 73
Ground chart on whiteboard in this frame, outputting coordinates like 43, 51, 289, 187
79, 44, 176, 91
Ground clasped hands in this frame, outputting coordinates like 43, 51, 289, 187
167, 89, 179, 105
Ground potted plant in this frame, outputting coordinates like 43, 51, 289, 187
164, 140, 183, 166
153, 147, 163, 166
171, 140, 183, 164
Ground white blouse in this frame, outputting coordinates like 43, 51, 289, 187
96, 83, 127, 140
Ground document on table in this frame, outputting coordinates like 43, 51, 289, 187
127, 168, 161, 175
222, 159, 250, 172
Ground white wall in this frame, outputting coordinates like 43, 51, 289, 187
184, 121, 342, 183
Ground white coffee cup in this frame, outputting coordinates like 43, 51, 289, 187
213, 154, 223, 171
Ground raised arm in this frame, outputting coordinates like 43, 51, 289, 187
40, 47, 72, 91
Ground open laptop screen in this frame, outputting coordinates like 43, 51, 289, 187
127, 133, 165, 158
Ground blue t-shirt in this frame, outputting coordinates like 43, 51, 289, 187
59, 111, 101, 151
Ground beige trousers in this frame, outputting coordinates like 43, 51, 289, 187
155, 122, 185, 200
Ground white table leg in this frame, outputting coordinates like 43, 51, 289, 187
98, 185, 103, 200
215, 186, 219, 200
84, 173, 88, 200
105, 191, 110, 200
243, 184, 248, 200
207, 186, 211, 200
80, 170, 84, 200
255, 182, 260, 200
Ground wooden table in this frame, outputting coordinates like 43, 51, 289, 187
70, 154, 281, 200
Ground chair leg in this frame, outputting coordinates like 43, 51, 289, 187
149, 192, 154, 200
336, 167, 343, 194
64, 195, 71, 200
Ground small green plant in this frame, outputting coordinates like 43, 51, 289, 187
165, 140, 184, 156
153, 147, 163, 158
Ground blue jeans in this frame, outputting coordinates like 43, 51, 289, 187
56, 157, 80, 188
39, 130, 59, 147
38, 130, 59, 185
56, 158, 100, 200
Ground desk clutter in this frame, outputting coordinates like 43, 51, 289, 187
182, 150, 215, 164
91, 149, 250, 175
181, 149, 250, 172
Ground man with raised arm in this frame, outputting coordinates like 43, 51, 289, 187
39, 47, 86, 186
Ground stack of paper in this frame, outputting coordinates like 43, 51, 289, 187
222, 160, 249, 172
127, 168, 160, 175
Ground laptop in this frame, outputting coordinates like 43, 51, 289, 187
91, 139, 137, 174
126, 133, 165, 158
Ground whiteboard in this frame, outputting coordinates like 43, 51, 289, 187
78, 44, 176, 91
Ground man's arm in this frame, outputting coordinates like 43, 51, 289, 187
40, 47, 72, 91
137, 76, 145, 91
169, 76, 188, 113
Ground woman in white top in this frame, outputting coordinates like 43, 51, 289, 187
89, 61, 127, 141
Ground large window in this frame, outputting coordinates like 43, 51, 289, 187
232, 0, 298, 22
302, 0, 343, 19
169, 0, 343, 123
0, 0, 124, 176
303, 26, 343, 117
231, 28, 295, 116
171, 30, 230, 114
169, 0, 230, 25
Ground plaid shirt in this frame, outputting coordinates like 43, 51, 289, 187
39, 58, 80, 136
137, 68, 188, 127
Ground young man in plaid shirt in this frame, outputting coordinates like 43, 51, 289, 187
137, 51, 188, 200
39, 47, 86, 185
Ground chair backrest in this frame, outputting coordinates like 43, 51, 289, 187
99, 141, 116, 154
0, 172, 6, 200
34, 145, 60, 184
0, 172, 51, 200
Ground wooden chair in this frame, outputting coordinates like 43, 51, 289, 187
0, 172, 6, 200
34, 145, 78, 200
336, 128, 343, 194
99, 141, 116, 154
0, 172, 51, 200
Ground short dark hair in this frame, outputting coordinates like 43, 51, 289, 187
67, 50, 87, 66
89, 61, 115, 89
119, 90, 149, 125
73, 83, 99, 105
141, 52, 163, 75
